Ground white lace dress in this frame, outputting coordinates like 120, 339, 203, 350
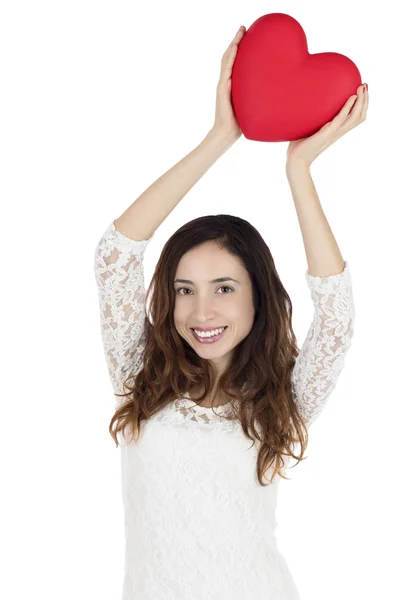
94, 220, 355, 600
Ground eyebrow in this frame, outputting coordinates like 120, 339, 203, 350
174, 277, 241, 285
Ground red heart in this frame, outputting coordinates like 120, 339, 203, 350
231, 13, 362, 142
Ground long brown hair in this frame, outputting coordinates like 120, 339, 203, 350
110, 214, 309, 486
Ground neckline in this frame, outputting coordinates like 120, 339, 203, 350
182, 390, 233, 411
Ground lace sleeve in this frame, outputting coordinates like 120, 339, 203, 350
93, 220, 154, 405
291, 261, 355, 428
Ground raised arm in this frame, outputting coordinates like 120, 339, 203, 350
93, 126, 236, 402
285, 152, 358, 427
112, 25, 247, 242
94, 27, 252, 404
291, 261, 355, 428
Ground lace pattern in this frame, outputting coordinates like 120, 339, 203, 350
151, 395, 243, 430
94, 220, 154, 401
293, 261, 355, 427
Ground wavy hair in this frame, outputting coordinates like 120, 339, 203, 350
109, 214, 309, 486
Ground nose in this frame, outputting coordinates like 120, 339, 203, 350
191, 296, 219, 322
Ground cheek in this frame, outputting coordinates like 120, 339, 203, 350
231, 297, 253, 319
173, 304, 187, 327
235, 303, 256, 333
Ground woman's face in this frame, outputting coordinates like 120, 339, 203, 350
173, 241, 255, 377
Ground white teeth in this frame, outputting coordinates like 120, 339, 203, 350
194, 327, 225, 338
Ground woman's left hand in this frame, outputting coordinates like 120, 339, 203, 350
286, 83, 369, 169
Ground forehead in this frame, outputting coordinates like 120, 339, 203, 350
176, 242, 241, 272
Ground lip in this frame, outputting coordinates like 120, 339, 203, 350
190, 326, 227, 332
191, 326, 228, 344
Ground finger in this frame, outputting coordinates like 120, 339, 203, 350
219, 46, 236, 82
347, 85, 366, 122
220, 37, 244, 84
232, 26, 246, 43
339, 95, 358, 120
361, 87, 369, 121
222, 27, 245, 61
331, 89, 361, 130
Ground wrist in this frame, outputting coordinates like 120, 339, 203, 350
286, 158, 312, 177
206, 127, 239, 150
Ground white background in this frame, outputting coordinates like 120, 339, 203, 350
1, 1, 398, 598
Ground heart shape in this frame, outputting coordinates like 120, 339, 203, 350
231, 13, 362, 142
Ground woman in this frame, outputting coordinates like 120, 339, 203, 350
94, 25, 368, 600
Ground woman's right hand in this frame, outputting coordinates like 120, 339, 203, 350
210, 25, 246, 144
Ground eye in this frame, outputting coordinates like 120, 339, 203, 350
175, 286, 234, 295
218, 286, 233, 294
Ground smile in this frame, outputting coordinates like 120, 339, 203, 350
191, 326, 228, 344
